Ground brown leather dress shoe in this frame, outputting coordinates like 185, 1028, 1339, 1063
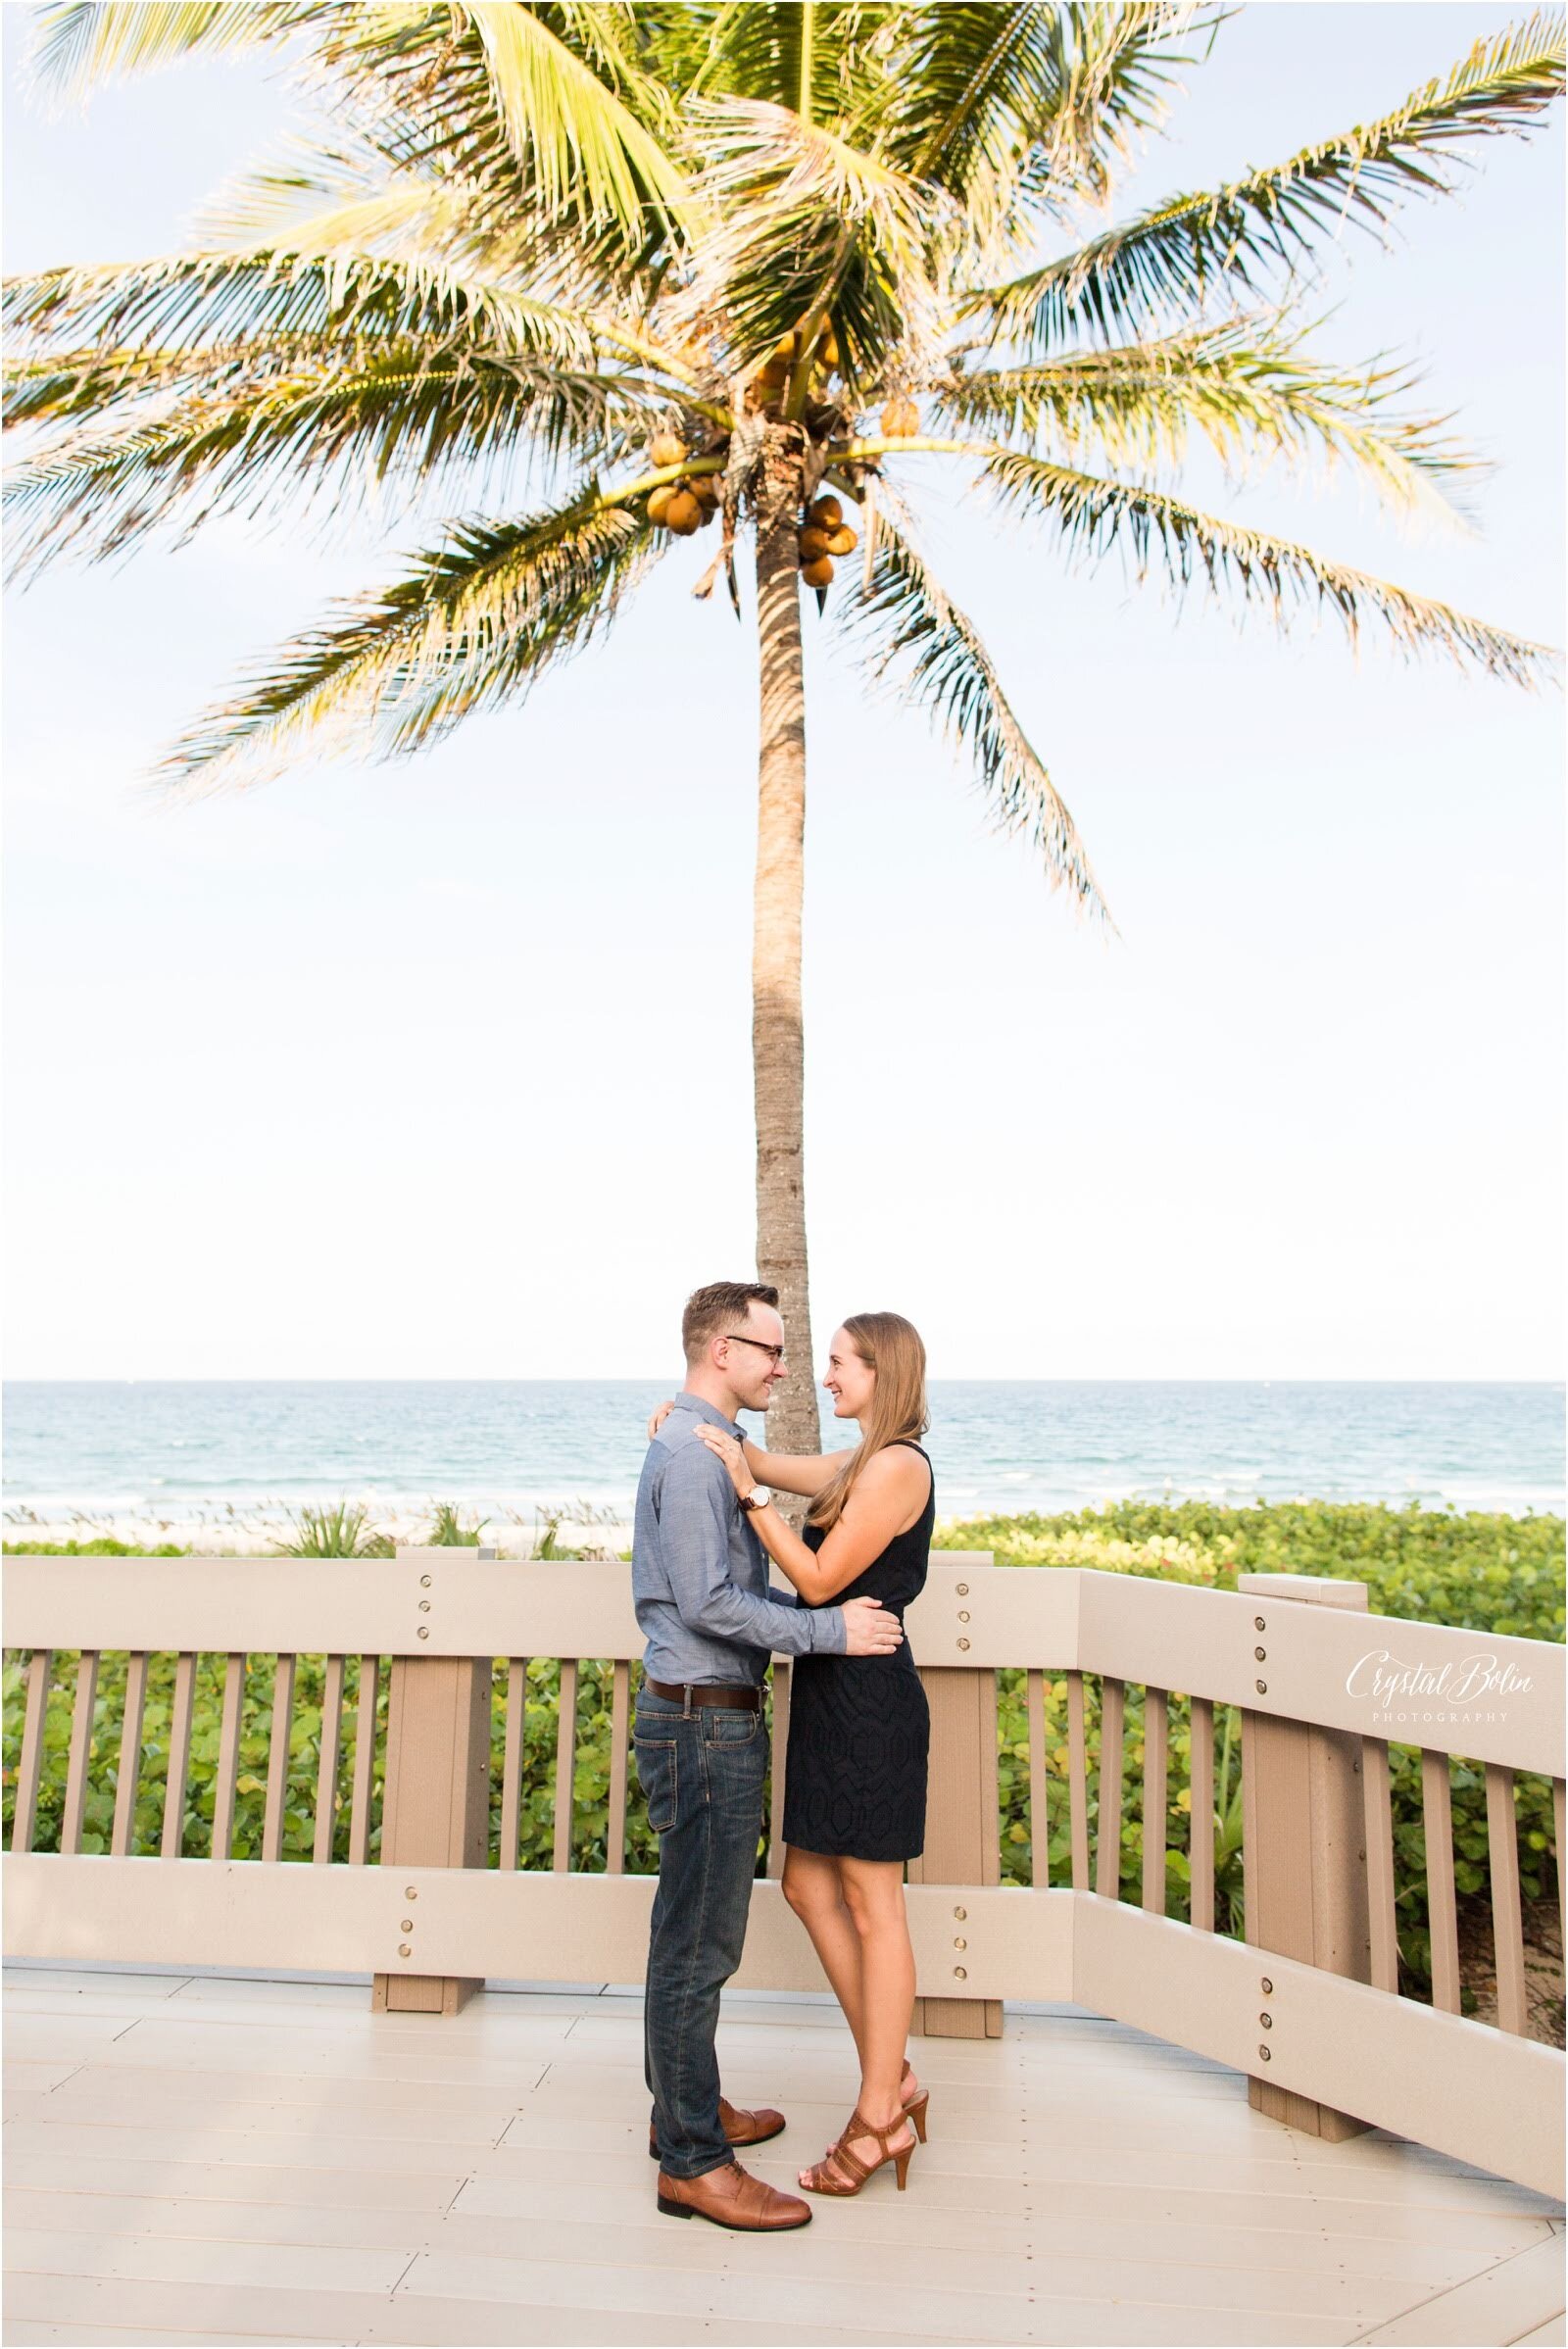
658, 2158, 811, 2230
647, 2094, 785, 2160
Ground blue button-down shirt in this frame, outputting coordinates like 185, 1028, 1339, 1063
633, 1394, 848, 1685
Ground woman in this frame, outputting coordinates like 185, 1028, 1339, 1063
648, 1310, 934, 2197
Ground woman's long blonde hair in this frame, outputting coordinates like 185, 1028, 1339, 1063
807, 1312, 929, 1532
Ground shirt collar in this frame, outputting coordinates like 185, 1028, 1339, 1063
669, 1392, 743, 1440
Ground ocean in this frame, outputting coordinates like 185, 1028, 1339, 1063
3, 1380, 1562, 1536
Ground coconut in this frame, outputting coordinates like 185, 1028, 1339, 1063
818, 328, 841, 370
646, 485, 678, 525
825, 524, 858, 556
808, 495, 843, 528
880, 397, 919, 438
802, 556, 834, 589
664, 491, 702, 534
798, 525, 831, 562
693, 474, 721, 508
650, 432, 687, 467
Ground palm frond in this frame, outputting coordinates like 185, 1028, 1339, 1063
692, 3, 892, 124
838, 494, 1109, 917
191, 139, 487, 270
1031, 3, 1213, 201
978, 12, 1566, 350
158, 488, 662, 788
679, 95, 946, 386
4, 250, 599, 367
5, 346, 672, 578
27, 1, 307, 101
458, 2, 689, 241
290, 5, 675, 291
938, 315, 1479, 523
985, 450, 1558, 682
891, 2, 1202, 236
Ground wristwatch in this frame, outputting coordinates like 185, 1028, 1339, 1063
738, 1487, 772, 1513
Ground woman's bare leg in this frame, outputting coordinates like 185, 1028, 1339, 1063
801, 1855, 916, 2186
781, 1847, 866, 2054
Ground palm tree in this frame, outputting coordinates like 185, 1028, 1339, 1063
7, 4, 1561, 1456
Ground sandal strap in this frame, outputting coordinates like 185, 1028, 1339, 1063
847, 2109, 909, 2149
809, 2140, 867, 2191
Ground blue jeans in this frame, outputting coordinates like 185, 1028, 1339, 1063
636, 1687, 768, 2179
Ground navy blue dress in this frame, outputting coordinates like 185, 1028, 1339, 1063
780, 1442, 933, 1862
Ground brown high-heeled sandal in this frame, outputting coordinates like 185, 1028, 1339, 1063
800, 2107, 918, 2196
901, 2059, 930, 2142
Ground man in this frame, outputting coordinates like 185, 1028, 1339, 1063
633, 1279, 905, 2232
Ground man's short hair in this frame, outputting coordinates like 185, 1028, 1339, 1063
682, 1280, 780, 1365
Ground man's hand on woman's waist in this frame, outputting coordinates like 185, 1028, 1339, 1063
840, 1598, 904, 1656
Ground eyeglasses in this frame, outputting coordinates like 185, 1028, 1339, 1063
722, 1332, 785, 1364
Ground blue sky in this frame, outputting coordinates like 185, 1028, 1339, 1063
3, 4, 1563, 1382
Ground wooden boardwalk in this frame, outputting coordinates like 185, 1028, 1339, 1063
3, 1963, 1563, 2349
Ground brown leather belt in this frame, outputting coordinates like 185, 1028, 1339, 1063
646, 1679, 762, 1711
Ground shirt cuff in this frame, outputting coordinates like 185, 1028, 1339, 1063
816, 1605, 849, 1655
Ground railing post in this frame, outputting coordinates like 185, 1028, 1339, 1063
909, 1664, 1003, 2040
370, 1547, 494, 2017
1239, 1570, 1373, 2142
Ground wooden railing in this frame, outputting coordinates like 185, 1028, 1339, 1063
3, 1549, 1563, 2198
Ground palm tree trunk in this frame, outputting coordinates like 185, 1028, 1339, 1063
753, 501, 820, 1461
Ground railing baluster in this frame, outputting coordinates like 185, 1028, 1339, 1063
1362, 1736, 1398, 1993
1066, 1669, 1090, 1890
314, 1655, 346, 1864
767, 1662, 792, 1879
1422, 1747, 1460, 2014
1142, 1686, 1168, 1915
1096, 1677, 1126, 1900
162, 1653, 197, 1859
499, 1657, 528, 1871
211, 1653, 246, 1862
61, 1650, 100, 1856
1485, 1763, 1527, 2036
608, 1659, 630, 1876
553, 1658, 579, 1873
11, 1648, 53, 1855
348, 1655, 379, 1865
111, 1652, 150, 1857
261, 1653, 296, 1865
1188, 1696, 1214, 1933
1026, 1668, 1049, 1887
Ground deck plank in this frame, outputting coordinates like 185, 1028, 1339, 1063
1354, 2237, 1567, 2344
5, 1965, 1563, 2349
